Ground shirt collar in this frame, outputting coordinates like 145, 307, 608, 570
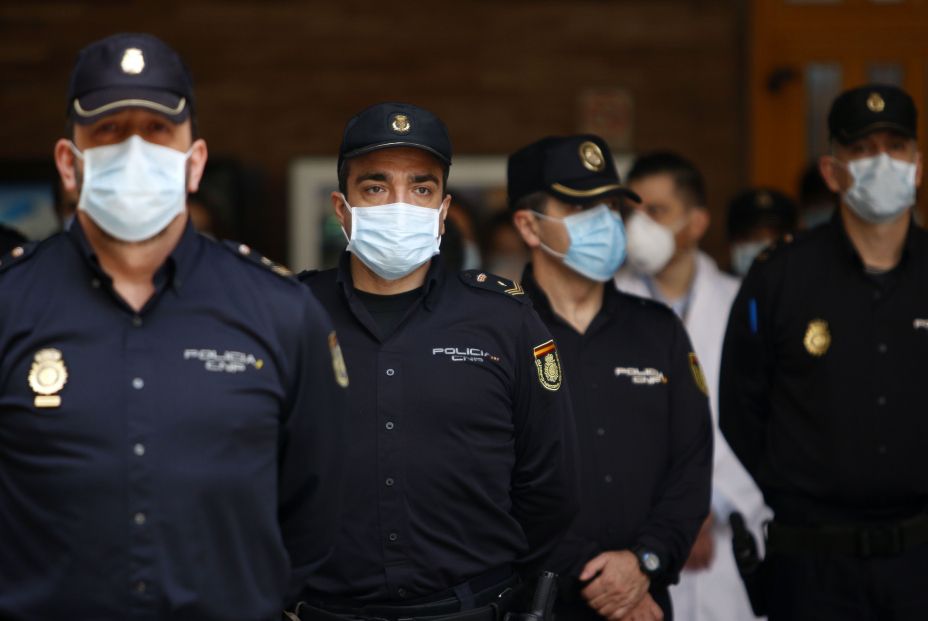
521, 262, 619, 322
830, 208, 918, 272
335, 250, 445, 311
67, 216, 201, 293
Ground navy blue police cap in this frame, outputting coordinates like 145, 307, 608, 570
507, 134, 640, 210
338, 102, 452, 171
67, 33, 194, 125
828, 84, 917, 145
726, 188, 798, 239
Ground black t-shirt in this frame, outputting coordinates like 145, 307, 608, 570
354, 287, 424, 338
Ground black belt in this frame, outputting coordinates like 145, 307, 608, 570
766, 513, 928, 558
295, 569, 520, 621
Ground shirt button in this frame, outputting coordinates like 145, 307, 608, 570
134, 581, 147, 594
133, 512, 147, 526
877, 396, 887, 406
385, 421, 395, 430
133, 443, 145, 457
385, 477, 395, 486
877, 343, 887, 354
386, 368, 395, 376
873, 290, 882, 300
604, 474, 613, 484
132, 316, 143, 328
132, 377, 144, 390
91, 278, 101, 289
397, 588, 408, 598
877, 444, 888, 455
596, 428, 606, 437
388, 532, 398, 542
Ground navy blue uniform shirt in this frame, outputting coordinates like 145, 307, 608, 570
298, 252, 579, 603
520, 267, 712, 590
0, 221, 348, 621
721, 215, 928, 525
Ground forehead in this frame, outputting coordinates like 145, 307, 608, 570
347, 147, 444, 179
628, 172, 680, 201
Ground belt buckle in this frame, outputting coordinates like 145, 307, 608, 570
858, 525, 903, 557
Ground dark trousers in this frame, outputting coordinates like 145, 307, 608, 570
553, 586, 671, 621
765, 542, 928, 621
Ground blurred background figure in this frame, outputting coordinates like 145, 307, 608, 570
480, 209, 529, 283
726, 188, 799, 277
797, 163, 838, 230
616, 151, 771, 621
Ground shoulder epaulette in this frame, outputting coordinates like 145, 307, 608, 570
459, 269, 529, 304
0, 242, 38, 274
755, 233, 794, 263
222, 240, 296, 281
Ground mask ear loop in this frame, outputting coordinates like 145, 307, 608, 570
531, 210, 569, 259
337, 193, 354, 243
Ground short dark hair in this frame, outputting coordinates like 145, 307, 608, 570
627, 151, 707, 207
512, 190, 550, 214
337, 156, 449, 196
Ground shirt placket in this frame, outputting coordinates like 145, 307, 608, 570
377, 348, 411, 598
125, 309, 156, 618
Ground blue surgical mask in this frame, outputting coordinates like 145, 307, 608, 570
72, 135, 190, 242
536, 204, 627, 282
842, 153, 916, 224
341, 194, 444, 281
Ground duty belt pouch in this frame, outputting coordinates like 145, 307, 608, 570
503, 571, 557, 621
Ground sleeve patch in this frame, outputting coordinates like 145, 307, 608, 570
688, 352, 709, 396
533, 340, 562, 391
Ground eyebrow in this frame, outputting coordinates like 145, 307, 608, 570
354, 172, 390, 184
411, 173, 440, 185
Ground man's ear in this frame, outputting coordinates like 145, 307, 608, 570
687, 207, 710, 243
915, 152, 923, 188
512, 209, 542, 248
438, 194, 452, 236
185, 139, 208, 193
54, 139, 80, 193
331, 191, 350, 234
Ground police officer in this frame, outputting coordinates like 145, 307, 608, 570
726, 188, 799, 277
508, 135, 713, 621
0, 33, 347, 620
720, 84, 928, 619
296, 103, 579, 621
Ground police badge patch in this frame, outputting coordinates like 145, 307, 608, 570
29, 348, 68, 408
533, 340, 562, 391
328, 332, 349, 388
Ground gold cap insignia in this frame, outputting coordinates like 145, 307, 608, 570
803, 319, 831, 356
476, 273, 487, 283
391, 114, 411, 134
328, 332, 349, 388
533, 340, 562, 391
688, 353, 709, 396
756, 191, 774, 209
121, 48, 145, 75
28, 348, 68, 408
867, 92, 885, 113
578, 141, 606, 172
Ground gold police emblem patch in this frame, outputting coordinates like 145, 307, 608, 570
121, 48, 145, 75
328, 332, 349, 388
391, 114, 411, 134
688, 353, 708, 396
803, 319, 831, 357
578, 141, 606, 172
533, 340, 562, 391
867, 92, 885, 113
28, 348, 68, 408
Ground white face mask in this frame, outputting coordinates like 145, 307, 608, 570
730, 239, 770, 277
341, 194, 444, 281
72, 135, 191, 242
624, 210, 684, 275
842, 153, 917, 224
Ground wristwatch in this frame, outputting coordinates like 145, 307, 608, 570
632, 545, 662, 578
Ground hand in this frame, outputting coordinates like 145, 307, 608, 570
684, 514, 715, 571
579, 550, 649, 620
617, 592, 664, 621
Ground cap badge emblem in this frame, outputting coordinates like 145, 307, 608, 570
28, 348, 68, 408
803, 319, 831, 357
579, 141, 606, 172
120, 48, 145, 75
867, 92, 885, 113
391, 114, 411, 134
